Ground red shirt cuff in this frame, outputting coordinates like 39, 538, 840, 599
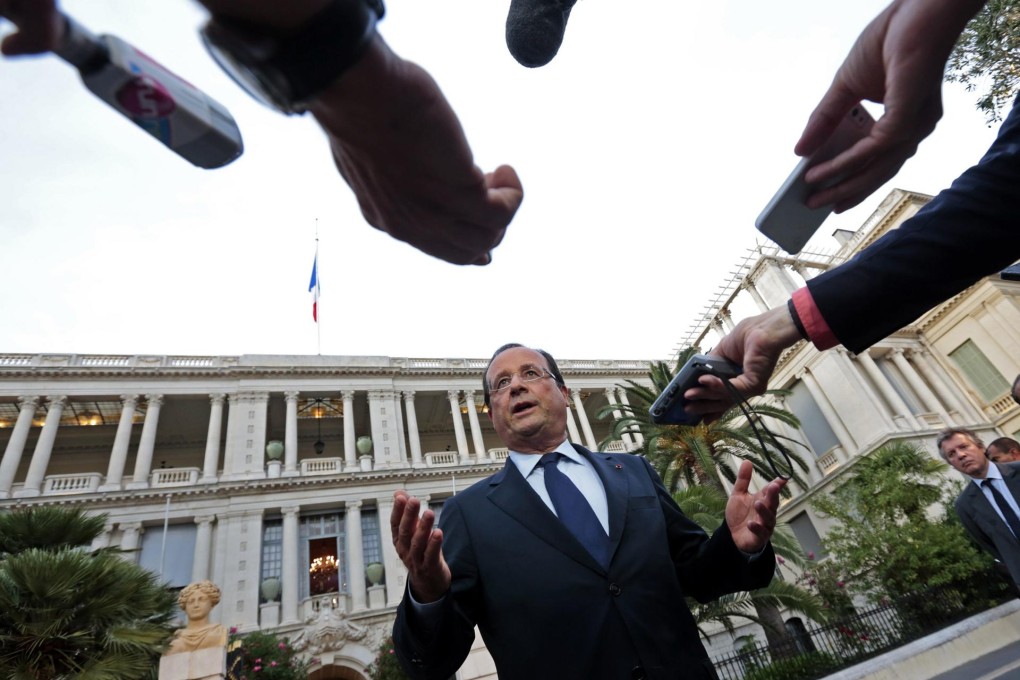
792, 287, 838, 351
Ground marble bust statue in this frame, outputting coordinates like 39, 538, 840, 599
167, 580, 229, 655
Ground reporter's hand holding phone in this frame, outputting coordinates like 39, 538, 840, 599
795, 0, 987, 213
683, 307, 803, 423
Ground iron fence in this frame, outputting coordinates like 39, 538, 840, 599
711, 569, 1016, 680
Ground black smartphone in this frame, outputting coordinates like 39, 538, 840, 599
649, 354, 743, 426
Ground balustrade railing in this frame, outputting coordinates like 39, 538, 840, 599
43, 472, 102, 494
151, 467, 200, 487
301, 457, 344, 475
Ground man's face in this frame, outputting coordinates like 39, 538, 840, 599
942, 434, 989, 478
486, 347, 570, 455
987, 445, 1020, 464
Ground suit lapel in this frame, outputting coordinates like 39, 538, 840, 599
486, 457, 605, 573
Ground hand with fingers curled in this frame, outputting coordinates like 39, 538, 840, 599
794, 0, 988, 213
725, 460, 787, 554
391, 489, 451, 604
0, 0, 63, 56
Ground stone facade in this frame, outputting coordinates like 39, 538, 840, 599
0, 353, 648, 679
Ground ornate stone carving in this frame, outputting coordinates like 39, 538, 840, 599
290, 605, 369, 655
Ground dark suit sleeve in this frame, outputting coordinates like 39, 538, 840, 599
393, 497, 479, 680
955, 494, 1005, 564
640, 456, 776, 603
806, 96, 1020, 354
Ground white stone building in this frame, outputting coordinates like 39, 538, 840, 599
685, 188, 1020, 658
0, 352, 649, 679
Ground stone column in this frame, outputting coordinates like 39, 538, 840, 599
91, 523, 114, 551
281, 506, 300, 625
604, 388, 634, 448
201, 394, 225, 483
464, 390, 488, 462
284, 391, 300, 476
743, 282, 772, 313
799, 370, 854, 461
917, 344, 985, 421
0, 396, 39, 498
119, 522, 143, 562
17, 396, 66, 497
403, 391, 424, 467
346, 501, 367, 612
447, 390, 470, 463
394, 395, 409, 466
909, 350, 965, 426
617, 389, 644, 447
571, 389, 597, 450
100, 395, 138, 491
127, 394, 163, 489
856, 352, 921, 430
377, 496, 403, 607
836, 350, 896, 432
565, 403, 582, 444
192, 515, 215, 582
342, 391, 356, 470
890, 349, 953, 426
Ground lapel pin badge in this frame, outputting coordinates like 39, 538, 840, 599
615, 464, 623, 470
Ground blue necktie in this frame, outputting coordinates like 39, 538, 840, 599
982, 479, 1020, 541
538, 452, 610, 567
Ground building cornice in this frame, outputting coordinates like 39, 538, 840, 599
0, 353, 653, 381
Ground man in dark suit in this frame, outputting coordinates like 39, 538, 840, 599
940, 427, 1020, 588
390, 343, 786, 680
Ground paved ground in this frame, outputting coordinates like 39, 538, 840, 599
928, 643, 1020, 680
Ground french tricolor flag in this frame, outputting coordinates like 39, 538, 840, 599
308, 249, 321, 322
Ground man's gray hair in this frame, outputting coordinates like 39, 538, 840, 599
936, 427, 984, 460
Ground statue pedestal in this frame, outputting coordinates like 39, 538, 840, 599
260, 601, 281, 628
368, 584, 386, 609
159, 647, 226, 680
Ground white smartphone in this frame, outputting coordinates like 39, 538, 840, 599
755, 105, 875, 254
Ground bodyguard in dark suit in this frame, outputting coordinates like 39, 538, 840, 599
940, 427, 1020, 587
390, 343, 786, 680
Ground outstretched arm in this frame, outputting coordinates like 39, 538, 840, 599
797, 0, 987, 212
197, 0, 522, 266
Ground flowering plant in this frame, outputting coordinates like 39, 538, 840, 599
366, 636, 409, 680
227, 629, 311, 680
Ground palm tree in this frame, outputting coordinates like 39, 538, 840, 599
597, 350, 820, 660
671, 485, 829, 652
0, 506, 178, 679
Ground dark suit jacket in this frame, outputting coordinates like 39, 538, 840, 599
806, 94, 1020, 354
394, 445, 776, 680
955, 462, 1020, 586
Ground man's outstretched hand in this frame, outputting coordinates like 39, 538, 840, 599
726, 460, 786, 554
310, 35, 524, 266
391, 489, 451, 604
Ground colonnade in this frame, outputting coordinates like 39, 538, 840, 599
0, 383, 638, 498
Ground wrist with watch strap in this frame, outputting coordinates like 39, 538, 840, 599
201, 0, 386, 115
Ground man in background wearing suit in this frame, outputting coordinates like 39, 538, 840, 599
986, 437, 1020, 465
390, 343, 786, 680
941, 427, 1020, 588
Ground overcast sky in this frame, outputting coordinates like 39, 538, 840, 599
0, 0, 1000, 362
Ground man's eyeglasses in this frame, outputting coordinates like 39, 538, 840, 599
489, 366, 555, 393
